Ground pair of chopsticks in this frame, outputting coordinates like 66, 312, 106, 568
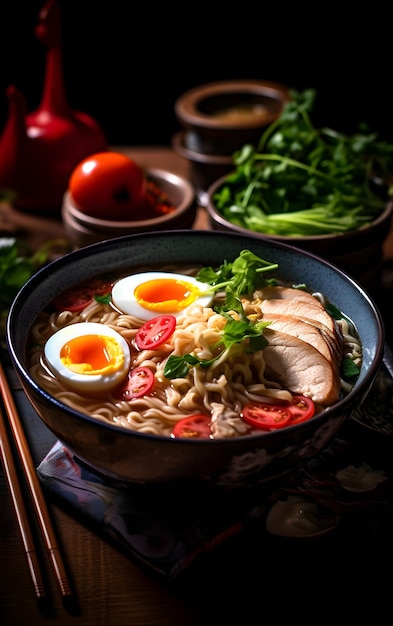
0, 359, 76, 612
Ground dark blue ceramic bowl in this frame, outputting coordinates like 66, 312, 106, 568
6, 231, 385, 490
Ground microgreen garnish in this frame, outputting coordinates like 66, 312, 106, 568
163, 313, 270, 380
94, 292, 112, 305
163, 250, 274, 379
195, 249, 278, 297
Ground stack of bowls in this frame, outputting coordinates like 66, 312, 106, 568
172, 80, 290, 204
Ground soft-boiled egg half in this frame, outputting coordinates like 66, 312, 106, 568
111, 271, 214, 320
44, 322, 131, 392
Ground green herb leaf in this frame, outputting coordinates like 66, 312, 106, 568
95, 293, 112, 305
341, 357, 360, 380
0, 237, 70, 351
163, 269, 271, 380
195, 249, 278, 298
163, 354, 200, 379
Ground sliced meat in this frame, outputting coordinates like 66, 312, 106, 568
291, 315, 344, 369
253, 285, 337, 329
263, 328, 341, 406
262, 313, 342, 370
240, 284, 344, 406
257, 296, 337, 334
242, 286, 343, 361
255, 285, 327, 305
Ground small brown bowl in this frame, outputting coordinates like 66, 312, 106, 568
62, 168, 197, 247
172, 80, 290, 204
174, 79, 290, 155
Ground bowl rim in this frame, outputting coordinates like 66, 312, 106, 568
174, 79, 290, 130
64, 167, 195, 230
206, 172, 393, 242
7, 229, 385, 446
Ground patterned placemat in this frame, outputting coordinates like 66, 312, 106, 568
37, 362, 393, 581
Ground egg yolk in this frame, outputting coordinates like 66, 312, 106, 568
60, 334, 126, 375
134, 278, 201, 313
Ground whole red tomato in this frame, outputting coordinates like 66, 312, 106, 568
68, 152, 147, 220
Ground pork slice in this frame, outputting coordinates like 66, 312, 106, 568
291, 315, 343, 364
255, 285, 323, 307
263, 313, 342, 370
263, 328, 341, 406
255, 285, 339, 331
258, 297, 337, 334
255, 285, 326, 307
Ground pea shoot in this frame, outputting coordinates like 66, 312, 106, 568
163, 250, 275, 379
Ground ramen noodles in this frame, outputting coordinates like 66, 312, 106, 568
27, 260, 362, 439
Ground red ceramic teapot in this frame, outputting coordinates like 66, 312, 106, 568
0, 0, 107, 214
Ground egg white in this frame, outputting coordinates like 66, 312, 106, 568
44, 322, 131, 392
111, 271, 214, 320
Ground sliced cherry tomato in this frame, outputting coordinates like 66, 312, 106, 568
171, 414, 212, 439
53, 287, 95, 312
90, 280, 113, 296
53, 280, 114, 312
286, 395, 315, 425
114, 366, 154, 400
135, 315, 176, 351
241, 402, 291, 430
241, 394, 315, 431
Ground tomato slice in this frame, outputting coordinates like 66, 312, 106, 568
114, 366, 154, 400
90, 280, 113, 296
241, 402, 291, 430
241, 394, 315, 431
53, 280, 113, 313
53, 287, 95, 312
286, 395, 315, 424
135, 315, 176, 350
171, 414, 212, 439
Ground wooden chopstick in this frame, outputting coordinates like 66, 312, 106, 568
0, 405, 47, 604
0, 359, 75, 609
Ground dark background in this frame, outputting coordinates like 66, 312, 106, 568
1, 1, 392, 148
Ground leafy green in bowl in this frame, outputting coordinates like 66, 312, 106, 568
206, 88, 393, 291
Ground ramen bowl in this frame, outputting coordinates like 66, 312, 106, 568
172, 80, 290, 205
62, 168, 197, 248
6, 231, 385, 491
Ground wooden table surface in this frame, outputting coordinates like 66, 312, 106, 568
1, 147, 392, 625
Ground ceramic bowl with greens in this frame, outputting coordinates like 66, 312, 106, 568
206, 89, 393, 293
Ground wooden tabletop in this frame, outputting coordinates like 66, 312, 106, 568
1, 147, 392, 625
